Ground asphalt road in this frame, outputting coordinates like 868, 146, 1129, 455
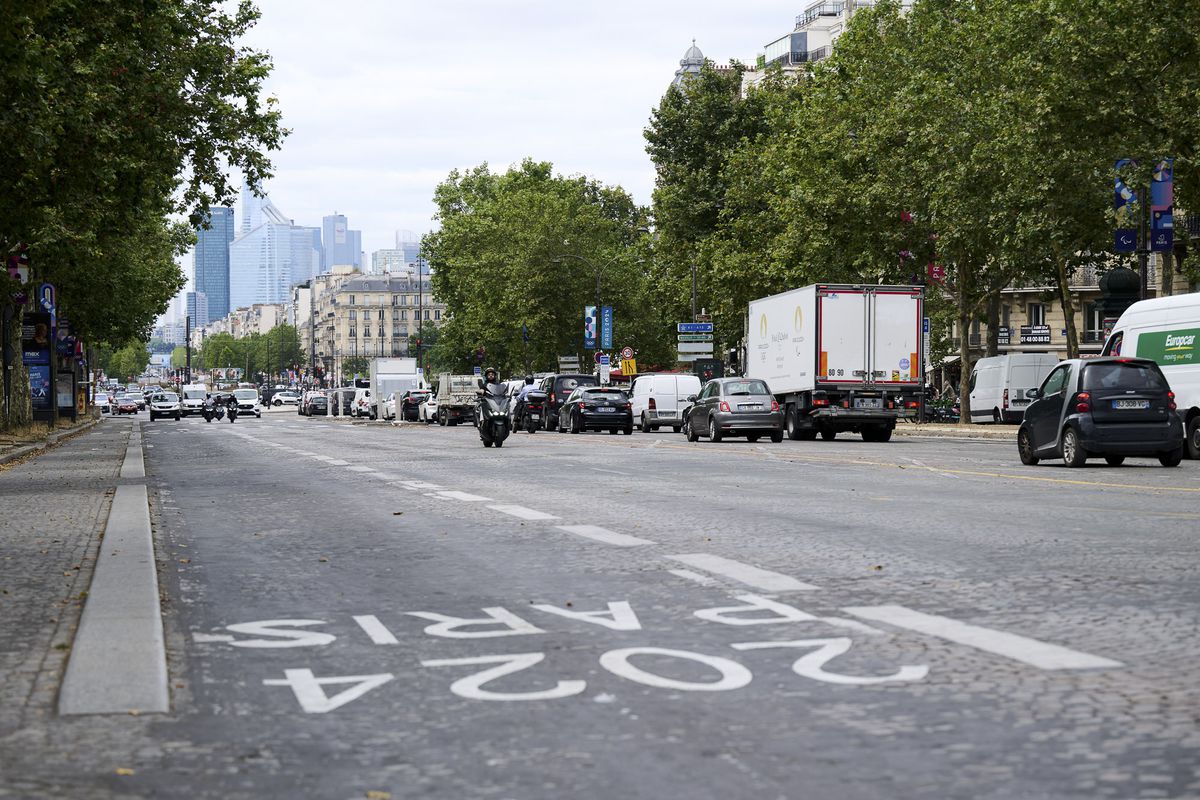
15, 408, 1200, 798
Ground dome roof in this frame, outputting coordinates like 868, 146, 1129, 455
680, 40, 704, 67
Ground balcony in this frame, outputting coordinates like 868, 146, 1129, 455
796, 2, 844, 28
808, 46, 831, 62
1081, 330, 1105, 344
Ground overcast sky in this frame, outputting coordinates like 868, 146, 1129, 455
234, 0, 792, 254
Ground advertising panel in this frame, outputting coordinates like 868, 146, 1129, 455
1136, 327, 1199, 365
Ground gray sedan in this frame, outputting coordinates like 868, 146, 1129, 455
684, 378, 784, 443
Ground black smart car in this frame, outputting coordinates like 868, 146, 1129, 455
1018, 357, 1184, 467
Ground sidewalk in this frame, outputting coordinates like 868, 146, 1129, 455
894, 421, 1019, 440
0, 415, 102, 467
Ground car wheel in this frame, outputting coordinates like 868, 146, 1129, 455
709, 418, 723, 442
1159, 447, 1184, 467
1061, 427, 1087, 467
820, 428, 836, 441
641, 413, 652, 433
1186, 416, 1200, 460
608, 428, 618, 435
1104, 455, 1126, 466
746, 434, 760, 443
685, 416, 699, 443
149, 413, 156, 421
993, 408, 1001, 424
672, 425, 681, 433
572, 413, 581, 434
622, 426, 632, 435
174, 414, 180, 421
1018, 426, 1039, 465
769, 430, 784, 443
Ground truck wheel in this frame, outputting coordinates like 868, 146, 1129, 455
1186, 416, 1200, 460
820, 428, 836, 441
438, 409, 447, 426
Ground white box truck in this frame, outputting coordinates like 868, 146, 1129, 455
1102, 292, 1200, 458
968, 353, 1059, 424
367, 357, 423, 419
745, 284, 924, 441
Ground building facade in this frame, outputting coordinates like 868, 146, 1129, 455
185, 291, 210, 329
193, 206, 234, 320
229, 193, 321, 310
321, 213, 363, 273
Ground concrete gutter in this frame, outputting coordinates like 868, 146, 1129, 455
59, 421, 168, 715
0, 416, 101, 467
894, 423, 1018, 441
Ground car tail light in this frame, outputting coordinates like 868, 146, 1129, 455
648, 397, 656, 410
1168, 391, 1176, 411
905, 400, 920, 409
550, 392, 555, 404
842, 400, 849, 408
719, 401, 731, 412
624, 403, 631, 409
1074, 391, 1091, 414
1002, 388, 1009, 410
578, 401, 585, 410
770, 399, 780, 412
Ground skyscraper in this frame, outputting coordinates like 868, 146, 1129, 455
186, 291, 210, 328
229, 188, 321, 310
395, 231, 429, 276
193, 206, 234, 319
321, 213, 362, 273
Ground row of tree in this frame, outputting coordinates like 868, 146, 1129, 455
188, 325, 305, 382
644, 0, 1200, 417
0, 0, 284, 429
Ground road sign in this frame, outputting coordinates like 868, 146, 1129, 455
558, 356, 580, 371
677, 333, 713, 342
620, 358, 637, 375
923, 317, 931, 367
676, 353, 711, 363
677, 322, 714, 333
677, 342, 714, 354
619, 346, 634, 360
599, 354, 611, 366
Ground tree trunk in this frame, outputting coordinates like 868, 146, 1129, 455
1053, 257, 1079, 359
957, 269, 973, 426
1, 306, 33, 431
985, 292, 1000, 357
1160, 251, 1173, 297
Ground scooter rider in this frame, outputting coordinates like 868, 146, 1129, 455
513, 375, 534, 425
478, 366, 501, 392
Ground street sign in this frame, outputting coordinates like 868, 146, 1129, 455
676, 353, 711, 362
619, 346, 634, 360
558, 356, 580, 371
677, 342, 714, 354
599, 354, 610, 366
923, 317, 931, 366
694, 313, 712, 323
620, 358, 637, 375
677, 322, 714, 333
677, 333, 713, 342
473, 366, 482, 376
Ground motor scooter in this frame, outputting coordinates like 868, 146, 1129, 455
227, 402, 239, 423
513, 390, 548, 434
202, 400, 224, 422
477, 383, 511, 448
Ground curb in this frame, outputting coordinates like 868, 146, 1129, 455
58, 421, 168, 715
0, 416, 101, 467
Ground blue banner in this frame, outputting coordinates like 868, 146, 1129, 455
677, 322, 714, 333
601, 306, 614, 349
584, 306, 597, 350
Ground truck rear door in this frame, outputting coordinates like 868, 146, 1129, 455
870, 289, 922, 386
817, 287, 868, 384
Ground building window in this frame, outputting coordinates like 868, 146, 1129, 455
364, 326, 371, 338
349, 295, 356, 305
348, 327, 357, 338
400, 310, 407, 321
434, 309, 441, 321
1083, 302, 1103, 343
424, 309, 431, 320
1001, 304, 1010, 328
349, 309, 356, 320
391, 295, 399, 306
1027, 303, 1045, 326
378, 309, 385, 321
392, 326, 401, 337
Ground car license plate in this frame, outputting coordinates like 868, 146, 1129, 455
598, 407, 615, 413
854, 398, 882, 409
1113, 399, 1149, 409
530, 413, 540, 420
738, 403, 762, 410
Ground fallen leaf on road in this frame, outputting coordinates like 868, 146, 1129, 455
178, 558, 190, 564
871, 565, 884, 571
318, 557, 329, 562
366, 792, 392, 799
115, 768, 135, 776
393, 511, 403, 515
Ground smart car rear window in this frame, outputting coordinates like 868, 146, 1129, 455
1082, 362, 1167, 391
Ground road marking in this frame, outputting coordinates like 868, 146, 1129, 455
367, 472, 400, 481
668, 568, 717, 586
667, 554, 818, 592
842, 605, 1123, 670
590, 467, 633, 476
192, 633, 235, 643
556, 525, 655, 547
399, 480, 442, 491
352, 614, 399, 645
488, 504, 559, 521
435, 490, 493, 502
326, 459, 350, 466
345, 465, 375, 472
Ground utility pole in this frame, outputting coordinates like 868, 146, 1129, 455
691, 264, 697, 322
1138, 185, 1150, 300
185, 315, 192, 384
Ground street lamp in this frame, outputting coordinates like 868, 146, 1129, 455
552, 253, 646, 350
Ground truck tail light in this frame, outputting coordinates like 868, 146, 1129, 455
1168, 391, 1176, 411
648, 397, 656, 410
1074, 392, 1091, 414
813, 398, 829, 407
771, 399, 780, 412
1003, 388, 1009, 410
719, 401, 731, 412
906, 400, 920, 409
842, 400, 850, 408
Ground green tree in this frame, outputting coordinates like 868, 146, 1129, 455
170, 346, 189, 370
423, 160, 666, 376
341, 356, 370, 382
107, 341, 150, 383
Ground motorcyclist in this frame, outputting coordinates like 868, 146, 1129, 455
514, 375, 535, 424
477, 367, 501, 393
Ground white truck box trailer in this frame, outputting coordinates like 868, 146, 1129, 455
368, 358, 422, 418
746, 284, 924, 441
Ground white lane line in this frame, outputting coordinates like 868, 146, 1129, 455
192, 633, 235, 643
345, 465, 376, 472
590, 467, 633, 476
400, 480, 442, 491
842, 605, 1123, 670
666, 554, 818, 592
668, 568, 716, 586
556, 525, 655, 547
313, 456, 336, 462
326, 459, 350, 466
488, 504, 559, 521
367, 472, 399, 481
295, 451, 317, 456
434, 490, 493, 502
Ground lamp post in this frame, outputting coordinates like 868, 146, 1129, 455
553, 253, 644, 358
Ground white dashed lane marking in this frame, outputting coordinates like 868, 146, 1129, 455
556, 525, 655, 547
842, 605, 1122, 670
433, 490, 492, 502
344, 465, 375, 472
667, 568, 717, 585
488, 504, 559, 521
666, 554, 818, 592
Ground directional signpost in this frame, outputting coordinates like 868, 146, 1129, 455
677, 322, 714, 364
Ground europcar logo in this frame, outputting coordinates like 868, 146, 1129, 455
794, 306, 803, 332
1165, 333, 1196, 350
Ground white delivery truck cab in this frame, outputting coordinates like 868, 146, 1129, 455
180, 383, 208, 416
968, 353, 1059, 424
745, 284, 924, 442
630, 373, 702, 433
1102, 292, 1200, 458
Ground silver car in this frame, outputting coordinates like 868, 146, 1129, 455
685, 378, 784, 443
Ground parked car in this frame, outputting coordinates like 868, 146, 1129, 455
969, 354, 1059, 424
684, 378, 785, 443
381, 392, 398, 421
231, 388, 262, 418
351, 387, 374, 418
399, 389, 431, 422
630, 373, 702, 433
419, 394, 439, 424
539, 373, 600, 431
1103, 293, 1200, 459
1018, 356, 1184, 468
148, 391, 182, 421
330, 387, 356, 416
115, 394, 141, 415
95, 392, 112, 413
557, 387, 633, 434
272, 391, 301, 407
305, 395, 329, 416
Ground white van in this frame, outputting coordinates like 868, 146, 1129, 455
630, 373, 703, 432
180, 383, 209, 416
968, 353, 1059, 423
1103, 292, 1200, 458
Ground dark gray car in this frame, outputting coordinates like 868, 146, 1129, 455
684, 378, 784, 443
